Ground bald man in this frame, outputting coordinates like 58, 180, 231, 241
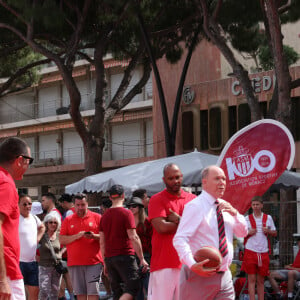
173, 165, 248, 300
147, 164, 196, 300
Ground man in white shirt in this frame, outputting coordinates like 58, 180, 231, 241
173, 165, 248, 300
241, 196, 277, 300
19, 194, 45, 300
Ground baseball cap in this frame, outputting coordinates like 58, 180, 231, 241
109, 185, 124, 198
126, 197, 144, 207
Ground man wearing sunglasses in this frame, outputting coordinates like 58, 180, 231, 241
0, 137, 33, 300
19, 194, 45, 300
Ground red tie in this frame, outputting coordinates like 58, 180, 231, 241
215, 200, 228, 257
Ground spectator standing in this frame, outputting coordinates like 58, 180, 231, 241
99, 185, 148, 300
269, 238, 300, 299
147, 163, 196, 300
38, 213, 64, 300
0, 137, 33, 299
60, 193, 103, 300
41, 192, 62, 222
57, 194, 75, 300
99, 197, 113, 299
127, 197, 152, 300
59, 194, 75, 219
100, 197, 112, 215
173, 165, 248, 300
242, 196, 277, 300
132, 189, 150, 211
19, 194, 45, 300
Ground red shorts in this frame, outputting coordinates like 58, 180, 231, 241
241, 249, 270, 276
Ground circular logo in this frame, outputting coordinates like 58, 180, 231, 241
182, 86, 195, 104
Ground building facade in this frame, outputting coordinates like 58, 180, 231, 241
0, 58, 153, 199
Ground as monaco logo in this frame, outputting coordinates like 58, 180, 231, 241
226, 146, 276, 180
217, 119, 295, 214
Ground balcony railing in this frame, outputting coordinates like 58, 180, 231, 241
0, 96, 99, 124
0, 80, 152, 125
30, 141, 153, 168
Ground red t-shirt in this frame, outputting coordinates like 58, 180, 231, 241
0, 167, 22, 280
148, 189, 196, 272
99, 207, 136, 258
292, 249, 300, 268
60, 210, 103, 266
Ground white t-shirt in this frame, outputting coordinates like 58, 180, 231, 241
19, 214, 42, 262
65, 209, 74, 218
245, 214, 276, 253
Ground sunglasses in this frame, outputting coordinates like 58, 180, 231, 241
18, 155, 34, 165
22, 202, 32, 206
48, 221, 58, 225
128, 204, 138, 208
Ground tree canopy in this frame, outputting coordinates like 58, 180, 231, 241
0, 0, 199, 178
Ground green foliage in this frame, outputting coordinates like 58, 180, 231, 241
258, 44, 299, 71
0, 46, 42, 88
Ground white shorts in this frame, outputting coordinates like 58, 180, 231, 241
147, 268, 180, 300
7, 278, 26, 300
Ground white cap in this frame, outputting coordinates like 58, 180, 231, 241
31, 202, 43, 215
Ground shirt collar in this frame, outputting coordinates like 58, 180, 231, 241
201, 190, 218, 205
163, 188, 185, 199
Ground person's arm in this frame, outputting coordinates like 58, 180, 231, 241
151, 217, 178, 234
99, 231, 108, 275
59, 246, 67, 256
59, 231, 85, 245
285, 264, 300, 271
262, 227, 277, 237
127, 228, 148, 271
0, 213, 11, 299
166, 209, 181, 224
37, 222, 45, 243
262, 216, 277, 237
219, 201, 248, 238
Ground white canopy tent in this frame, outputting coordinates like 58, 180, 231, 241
65, 150, 300, 197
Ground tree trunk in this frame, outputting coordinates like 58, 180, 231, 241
262, 0, 292, 128
199, 0, 262, 122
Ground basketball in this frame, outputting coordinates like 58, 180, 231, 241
193, 246, 222, 268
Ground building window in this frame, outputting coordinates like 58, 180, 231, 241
228, 106, 237, 138
209, 107, 222, 149
200, 110, 208, 150
238, 102, 251, 129
182, 111, 194, 151
260, 101, 268, 118
292, 97, 300, 141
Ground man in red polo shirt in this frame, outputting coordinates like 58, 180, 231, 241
147, 163, 196, 300
0, 137, 33, 299
60, 193, 103, 300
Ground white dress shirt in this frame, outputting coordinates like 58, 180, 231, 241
173, 190, 247, 271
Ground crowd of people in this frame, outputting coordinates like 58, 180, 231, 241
0, 136, 299, 300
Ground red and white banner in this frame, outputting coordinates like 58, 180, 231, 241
217, 119, 295, 214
